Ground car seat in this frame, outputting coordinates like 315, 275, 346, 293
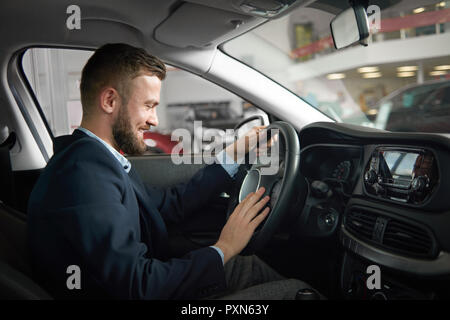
0, 132, 51, 299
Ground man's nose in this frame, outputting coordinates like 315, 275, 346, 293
147, 112, 158, 127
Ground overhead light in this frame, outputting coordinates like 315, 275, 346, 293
326, 73, 346, 80
397, 66, 418, 72
357, 66, 379, 73
434, 65, 450, 70
362, 72, 382, 78
436, 2, 446, 7
413, 7, 425, 14
397, 72, 416, 77
367, 109, 378, 116
430, 70, 447, 76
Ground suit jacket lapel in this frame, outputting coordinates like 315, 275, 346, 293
128, 167, 169, 260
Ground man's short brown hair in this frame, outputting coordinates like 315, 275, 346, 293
80, 43, 166, 117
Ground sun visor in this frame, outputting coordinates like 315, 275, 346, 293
154, 3, 256, 48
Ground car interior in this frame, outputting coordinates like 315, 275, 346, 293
1, 0, 450, 300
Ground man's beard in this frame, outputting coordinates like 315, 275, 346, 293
112, 104, 147, 155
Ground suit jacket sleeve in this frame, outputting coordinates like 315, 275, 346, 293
144, 163, 235, 225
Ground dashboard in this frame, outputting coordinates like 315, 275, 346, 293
301, 144, 362, 197
294, 122, 450, 299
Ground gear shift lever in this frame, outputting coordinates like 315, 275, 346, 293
295, 288, 320, 300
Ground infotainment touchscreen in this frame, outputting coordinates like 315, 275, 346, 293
379, 151, 420, 187
365, 147, 437, 204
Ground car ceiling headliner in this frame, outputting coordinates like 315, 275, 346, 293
0, 0, 264, 73
1, 0, 176, 51
0, 0, 398, 73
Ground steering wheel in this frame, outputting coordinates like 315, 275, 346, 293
225, 120, 306, 254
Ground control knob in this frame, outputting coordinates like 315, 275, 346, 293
364, 169, 378, 184
411, 176, 429, 193
311, 180, 331, 199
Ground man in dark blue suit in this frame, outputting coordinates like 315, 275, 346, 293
28, 44, 314, 299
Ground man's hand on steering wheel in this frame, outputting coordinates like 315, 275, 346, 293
224, 125, 278, 162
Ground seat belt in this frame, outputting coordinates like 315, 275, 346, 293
0, 132, 17, 207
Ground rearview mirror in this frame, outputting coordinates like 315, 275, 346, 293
330, 5, 370, 49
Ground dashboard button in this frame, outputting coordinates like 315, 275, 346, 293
411, 176, 429, 193
311, 180, 330, 198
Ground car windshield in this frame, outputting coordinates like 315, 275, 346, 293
223, 0, 450, 133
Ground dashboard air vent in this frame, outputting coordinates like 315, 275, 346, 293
383, 220, 434, 257
344, 209, 377, 242
344, 208, 437, 259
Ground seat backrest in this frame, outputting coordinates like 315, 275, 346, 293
0, 132, 51, 299
0, 259, 51, 300
0, 200, 51, 299
0, 202, 30, 276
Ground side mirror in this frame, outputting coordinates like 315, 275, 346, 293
330, 5, 370, 49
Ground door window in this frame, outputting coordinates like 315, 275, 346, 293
22, 48, 268, 156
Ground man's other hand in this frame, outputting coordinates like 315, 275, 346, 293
214, 187, 270, 264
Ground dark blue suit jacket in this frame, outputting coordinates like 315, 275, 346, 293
27, 130, 234, 299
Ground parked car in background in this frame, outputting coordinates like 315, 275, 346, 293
374, 80, 450, 132
143, 131, 181, 154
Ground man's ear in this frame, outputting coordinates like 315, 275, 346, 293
98, 87, 120, 115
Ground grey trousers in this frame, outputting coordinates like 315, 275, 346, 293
211, 255, 318, 300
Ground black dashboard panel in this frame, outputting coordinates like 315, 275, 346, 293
297, 144, 363, 238
299, 122, 450, 212
297, 122, 450, 281
296, 122, 450, 299
301, 144, 362, 188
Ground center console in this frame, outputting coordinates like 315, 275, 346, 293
340, 145, 449, 299
340, 252, 441, 300
363, 147, 439, 205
